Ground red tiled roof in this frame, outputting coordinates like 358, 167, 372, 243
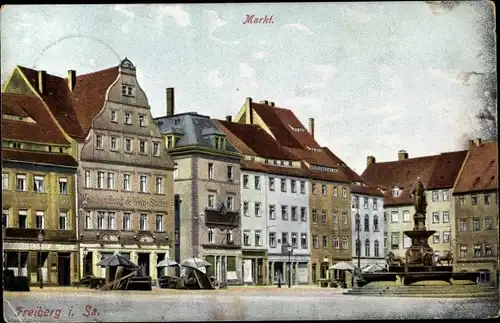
17, 66, 86, 139
241, 160, 310, 178
2, 148, 78, 167
350, 184, 385, 197
1, 93, 70, 145
453, 141, 498, 194
285, 147, 339, 168
427, 150, 468, 190
322, 146, 365, 183
72, 66, 120, 135
271, 106, 321, 149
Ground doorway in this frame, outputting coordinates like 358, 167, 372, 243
257, 259, 263, 285
84, 252, 93, 277
156, 253, 166, 278
57, 253, 71, 286
137, 253, 150, 277
477, 269, 491, 283
312, 263, 317, 284
274, 262, 284, 283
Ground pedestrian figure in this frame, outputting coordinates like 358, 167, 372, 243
277, 271, 282, 288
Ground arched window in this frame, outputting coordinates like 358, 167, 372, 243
208, 229, 214, 243
374, 240, 380, 257
355, 214, 360, 231
364, 239, 370, 257
364, 214, 370, 232
373, 215, 379, 232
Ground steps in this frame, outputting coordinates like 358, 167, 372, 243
344, 284, 499, 298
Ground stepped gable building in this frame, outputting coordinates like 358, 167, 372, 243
155, 103, 243, 284
215, 118, 311, 285
452, 139, 498, 284
1, 91, 78, 286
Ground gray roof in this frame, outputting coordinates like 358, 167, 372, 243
155, 112, 238, 153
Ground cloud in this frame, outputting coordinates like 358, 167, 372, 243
203, 69, 224, 88
304, 64, 336, 89
158, 4, 190, 27
428, 68, 483, 85
114, 4, 136, 18
204, 10, 239, 45
425, 1, 462, 15
253, 51, 264, 59
281, 23, 313, 35
89, 58, 96, 67
239, 63, 258, 88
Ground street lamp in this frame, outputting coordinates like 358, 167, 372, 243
37, 231, 44, 289
286, 243, 293, 288
356, 215, 361, 269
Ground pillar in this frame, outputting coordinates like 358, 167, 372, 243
294, 262, 299, 284
270, 261, 275, 284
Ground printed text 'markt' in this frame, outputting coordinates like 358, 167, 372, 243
243, 15, 275, 24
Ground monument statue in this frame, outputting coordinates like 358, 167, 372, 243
409, 177, 427, 215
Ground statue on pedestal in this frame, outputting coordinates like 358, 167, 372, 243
409, 178, 427, 228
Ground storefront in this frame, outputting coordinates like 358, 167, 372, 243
241, 250, 267, 285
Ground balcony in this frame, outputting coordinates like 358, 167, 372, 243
3, 228, 75, 242
204, 208, 240, 227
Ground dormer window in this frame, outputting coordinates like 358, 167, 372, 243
139, 114, 146, 127
125, 113, 132, 125
214, 136, 225, 150
392, 187, 401, 197
121, 84, 135, 97
110, 110, 118, 122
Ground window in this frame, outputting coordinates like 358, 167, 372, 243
432, 191, 439, 202
373, 215, 379, 232
472, 218, 480, 231
471, 194, 477, 205
254, 230, 262, 246
34, 175, 44, 193
140, 214, 148, 231
373, 199, 378, 210
433, 232, 440, 244
59, 177, 68, 194
18, 210, 27, 228
35, 211, 44, 229
125, 112, 132, 124
342, 187, 347, 198
342, 237, 349, 249
402, 210, 410, 222
291, 206, 298, 221
312, 183, 317, 195
155, 214, 164, 232
474, 245, 482, 258
96, 134, 103, 149
84, 171, 91, 188
432, 212, 440, 223
243, 175, 249, 188
97, 212, 105, 229
332, 213, 338, 224
331, 236, 339, 249
2, 173, 9, 190
333, 186, 337, 197
484, 193, 491, 204
254, 202, 260, 216
208, 229, 214, 243
139, 114, 146, 127
300, 207, 307, 221
173, 163, 178, 180
443, 231, 450, 243
139, 140, 147, 154
254, 176, 261, 189
226, 196, 234, 210
391, 232, 399, 249
125, 138, 133, 152
269, 204, 276, 220
442, 190, 450, 201
123, 174, 131, 191
485, 217, 493, 230
364, 239, 370, 257
301, 233, 307, 249
59, 211, 68, 230
342, 212, 348, 225
206, 163, 213, 179
155, 177, 163, 194
107, 212, 116, 230
363, 197, 368, 209
312, 209, 317, 222
300, 181, 306, 194
321, 210, 327, 223
215, 137, 226, 150
459, 219, 467, 232
374, 240, 380, 257
123, 213, 131, 230
227, 166, 233, 181
459, 245, 467, 258
312, 235, 319, 249
352, 196, 358, 208
140, 175, 148, 193
322, 236, 328, 249
291, 232, 298, 248
167, 136, 174, 149
97, 172, 105, 189
321, 184, 327, 195
485, 245, 492, 257
442, 211, 450, 223
269, 232, 276, 247
281, 205, 288, 220
153, 142, 160, 156
243, 231, 250, 246
364, 214, 369, 232
391, 211, 399, 223
280, 179, 286, 192
291, 180, 297, 193
281, 232, 288, 245
208, 195, 215, 208
459, 196, 465, 205
85, 211, 93, 229
110, 110, 117, 122
243, 202, 249, 217
268, 177, 275, 191
383, 212, 387, 223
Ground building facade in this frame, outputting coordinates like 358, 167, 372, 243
156, 109, 242, 284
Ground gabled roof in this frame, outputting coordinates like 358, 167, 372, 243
350, 184, 385, 197
241, 160, 310, 178
2, 148, 78, 167
427, 150, 468, 190
322, 146, 366, 183
1, 93, 70, 145
453, 141, 498, 194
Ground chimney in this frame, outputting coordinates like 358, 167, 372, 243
474, 138, 482, 147
264, 100, 269, 105
468, 139, 474, 149
246, 97, 253, 124
367, 156, 376, 167
67, 70, 76, 91
166, 88, 174, 116
226, 115, 232, 122
270, 102, 275, 107
398, 150, 409, 161
38, 70, 47, 95
308, 118, 315, 138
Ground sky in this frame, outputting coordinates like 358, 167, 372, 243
1, 2, 494, 173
